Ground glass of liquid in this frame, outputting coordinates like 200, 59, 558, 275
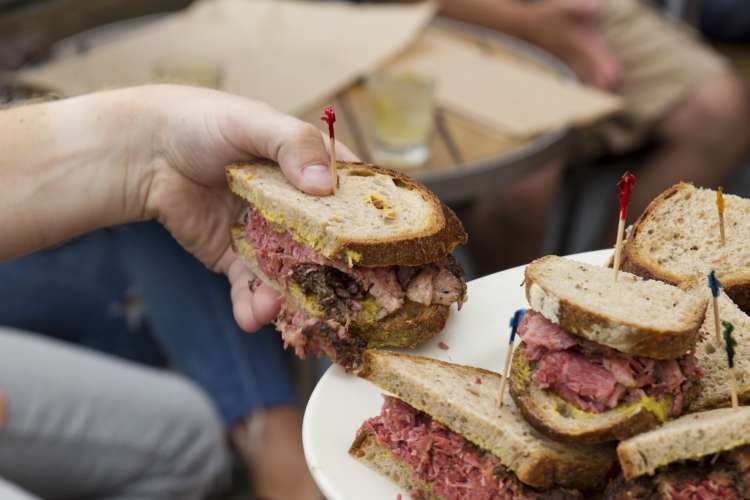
366, 71, 435, 168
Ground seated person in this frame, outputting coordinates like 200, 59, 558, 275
0, 220, 318, 500
435, 0, 750, 272
0, 85, 342, 500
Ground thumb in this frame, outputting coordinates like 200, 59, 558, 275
225, 99, 335, 195
274, 118, 336, 196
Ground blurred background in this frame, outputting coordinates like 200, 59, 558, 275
1, 0, 750, 498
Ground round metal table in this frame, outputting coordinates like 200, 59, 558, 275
5, 12, 574, 206
296, 18, 575, 205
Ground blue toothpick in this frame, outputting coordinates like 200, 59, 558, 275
708, 271, 721, 297
498, 309, 527, 407
509, 309, 526, 344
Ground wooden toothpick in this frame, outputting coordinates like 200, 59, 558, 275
613, 172, 636, 281
717, 187, 726, 246
321, 106, 338, 194
498, 309, 526, 407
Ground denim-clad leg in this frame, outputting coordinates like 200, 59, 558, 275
0, 222, 298, 427
0, 228, 164, 366
112, 221, 298, 425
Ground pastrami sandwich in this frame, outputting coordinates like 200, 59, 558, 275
226, 161, 467, 370
605, 407, 750, 499
509, 256, 708, 444
350, 350, 616, 498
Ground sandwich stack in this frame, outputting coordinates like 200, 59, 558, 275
226, 161, 467, 370
509, 255, 707, 443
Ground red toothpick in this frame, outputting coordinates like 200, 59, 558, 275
613, 171, 636, 281
321, 106, 338, 194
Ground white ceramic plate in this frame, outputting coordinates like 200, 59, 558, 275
302, 250, 609, 500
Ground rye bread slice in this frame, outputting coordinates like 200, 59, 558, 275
226, 161, 466, 268
617, 407, 750, 480
689, 291, 750, 411
356, 350, 615, 491
525, 255, 707, 359
622, 183, 750, 314
509, 346, 669, 445
230, 226, 447, 349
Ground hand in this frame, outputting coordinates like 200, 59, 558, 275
525, 0, 622, 91
135, 85, 357, 332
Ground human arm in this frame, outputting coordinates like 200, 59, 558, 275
0, 85, 352, 331
437, 0, 622, 91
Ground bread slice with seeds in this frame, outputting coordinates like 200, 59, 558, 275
354, 350, 615, 492
689, 291, 750, 411
622, 183, 750, 313
226, 161, 466, 267
617, 406, 750, 480
525, 255, 707, 359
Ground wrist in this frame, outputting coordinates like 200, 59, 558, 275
92, 87, 165, 225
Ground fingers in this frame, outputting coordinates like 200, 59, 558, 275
573, 29, 622, 91
223, 101, 332, 195
224, 99, 361, 196
562, 0, 601, 20
276, 119, 336, 196
228, 256, 282, 332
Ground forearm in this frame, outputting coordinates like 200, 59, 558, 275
0, 89, 157, 260
438, 0, 536, 41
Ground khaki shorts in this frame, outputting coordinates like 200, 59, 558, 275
587, 0, 728, 155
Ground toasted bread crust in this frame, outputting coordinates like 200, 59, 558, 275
357, 351, 615, 491
353, 302, 449, 348
617, 407, 750, 480
226, 161, 467, 268
622, 183, 750, 315
525, 256, 704, 359
509, 347, 663, 444
344, 202, 467, 268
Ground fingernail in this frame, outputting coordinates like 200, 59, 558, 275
301, 164, 333, 194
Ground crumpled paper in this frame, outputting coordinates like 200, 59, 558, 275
18, 0, 435, 114
389, 32, 622, 136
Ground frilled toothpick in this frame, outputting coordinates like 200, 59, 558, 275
321, 106, 338, 194
497, 309, 526, 407
613, 171, 637, 281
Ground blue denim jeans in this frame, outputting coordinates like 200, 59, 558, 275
0, 221, 297, 425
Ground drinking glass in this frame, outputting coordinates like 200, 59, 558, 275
366, 71, 435, 168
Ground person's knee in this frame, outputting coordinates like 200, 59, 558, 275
659, 72, 750, 152
155, 376, 231, 499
